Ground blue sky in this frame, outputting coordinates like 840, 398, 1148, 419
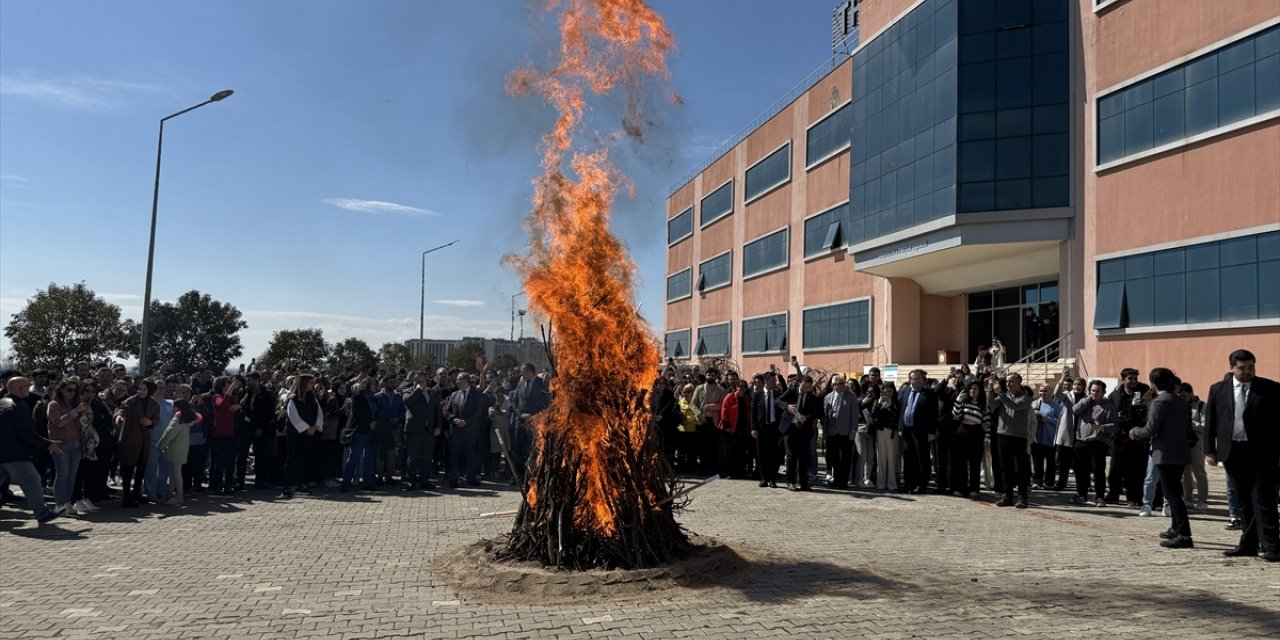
0, 0, 841, 364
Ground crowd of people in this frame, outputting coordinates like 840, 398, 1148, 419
0, 347, 1275, 563
649, 348, 1277, 561
0, 360, 549, 517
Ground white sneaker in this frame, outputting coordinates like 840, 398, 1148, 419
73, 499, 98, 513
1138, 506, 1152, 517
1162, 505, 1171, 517
81, 498, 101, 512
65, 502, 88, 516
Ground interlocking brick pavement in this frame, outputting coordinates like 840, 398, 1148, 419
1, 466, 1277, 639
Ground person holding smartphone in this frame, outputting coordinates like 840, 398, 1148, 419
1071, 380, 1120, 507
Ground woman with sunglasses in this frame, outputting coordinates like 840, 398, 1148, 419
46, 379, 90, 514
70, 382, 103, 514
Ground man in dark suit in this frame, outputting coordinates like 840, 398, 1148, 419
445, 373, 486, 488
511, 363, 549, 483
778, 375, 822, 491
751, 373, 783, 488
1205, 349, 1280, 562
1129, 367, 1194, 549
402, 371, 443, 491
898, 369, 939, 494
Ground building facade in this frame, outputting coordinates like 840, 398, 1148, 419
664, 0, 1279, 385
406, 336, 552, 371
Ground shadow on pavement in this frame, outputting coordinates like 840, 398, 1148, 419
676, 544, 902, 604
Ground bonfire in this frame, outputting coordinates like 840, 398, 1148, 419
500, 0, 691, 570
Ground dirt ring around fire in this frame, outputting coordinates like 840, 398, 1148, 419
433, 535, 753, 605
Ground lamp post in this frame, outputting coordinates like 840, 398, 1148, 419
419, 240, 460, 343
138, 89, 234, 377
510, 291, 527, 342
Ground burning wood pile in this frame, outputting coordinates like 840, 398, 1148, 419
499, 0, 691, 570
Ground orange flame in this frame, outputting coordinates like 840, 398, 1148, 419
508, 0, 674, 537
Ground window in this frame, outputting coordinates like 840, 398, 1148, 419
666, 268, 691, 302
803, 299, 872, 349
806, 103, 852, 167
742, 227, 789, 277
1097, 24, 1280, 166
1095, 230, 1280, 330
700, 180, 733, 228
742, 313, 788, 353
667, 207, 693, 245
744, 143, 791, 202
804, 202, 852, 257
695, 323, 730, 357
664, 329, 691, 360
697, 251, 732, 292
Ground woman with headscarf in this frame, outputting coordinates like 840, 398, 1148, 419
282, 374, 323, 499
157, 384, 201, 506
113, 379, 160, 507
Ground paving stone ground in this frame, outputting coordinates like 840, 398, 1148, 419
2, 465, 1277, 639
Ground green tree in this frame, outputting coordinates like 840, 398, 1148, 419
257, 328, 329, 373
329, 337, 378, 374
490, 353, 519, 371
3, 282, 132, 372
137, 290, 247, 373
377, 341, 435, 373
445, 339, 486, 372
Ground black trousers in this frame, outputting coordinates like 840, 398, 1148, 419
1054, 445, 1074, 490
183, 444, 208, 490
756, 424, 781, 484
1074, 441, 1109, 499
403, 430, 436, 486
1225, 442, 1280, 554
447, 426, 480, 483
952, 429, 984, 494
784, 425, 813, 488
997, 434, 1030, 500
1157, 463, 1191, 538
209, 436, 236, 491
901, 429, 932, 491
1107, 439, 1146, 502
826, 434, 854, 488
283, 429, 318, 491
934, 422, 956, 491
1031, 443, 1056, 485
988, 430, 1003, 492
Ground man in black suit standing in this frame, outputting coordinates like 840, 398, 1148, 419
1129, 367, 1194, 549
1205, 349, 1280, 562
898, 369, 938, 494
445, 373, 485, 488
511, 363, 549, 483
402, 371, 443, 491
778, 375, 822, 491
751, 373, 783, 488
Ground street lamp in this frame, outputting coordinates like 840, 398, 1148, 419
420, 240, 460, 342
510, 291, 527, 342
138, 89, 234, 377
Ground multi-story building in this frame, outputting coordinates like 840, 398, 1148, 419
406, 336, 552, 371
664, 0, 1278, 385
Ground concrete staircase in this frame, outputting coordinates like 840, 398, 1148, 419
893, 357, 1078, 389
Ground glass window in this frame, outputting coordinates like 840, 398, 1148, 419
804, 202, 851, 257
743, 228, 789, 277
1098, 26, 1280, 165
1126, 277, 1154, 327
1258, 231, 1280, 261
1185, 270, 1219, 323
1099, 258, 1125, 283
699, 180, 733, 228
666, 269, 691, 302
745, 143, 791, 201
667, 207, 692, 245
969, 290, 993, 310
742, 313, 788, 353
1220, 264, 1258, 320
664, 329, 690, 360
1259, 260, 1280, 317
697, 252, 732, 292
1125, 253, 1153, 279
695, 323, 730, 357
1095, 282, 1125, 329
1153, 274, 1186, 325
807, 103, 852, 166
994, 286, 1021, 308
1220, 235, 1257, 266
802, 299, 872, 349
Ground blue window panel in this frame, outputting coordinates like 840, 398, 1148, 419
1123, 101, 1154, 157
1031, 175, 1068, 207
1257, 27, 1280, 59
667, 208, 693, 245
937, 0, 959, 43
1153, 248, 1185, 273
959, 140, 996, 182
996, 56, 1033, 109
959, 62, 996, 113
1259, 231, 1280, 261
1099, 258, 1126, 283
961, 0, 994, 35
995, 0, 1031, 28
698, 253, 732, 291
962, 32, 996, 64
935, 183, 958, 215
1099, 114, 1125, 164
1219, 37, 1255, 73
807, 103, 852, 166
1219, 63, 1257, 125
1185, 243, 1218, 271
1257, 54, 1280, 114
995, 179, 1032, 210
1220, 234, 1257, 266
1124, 80, 1153, 109
1153, 274, 1186, 326
996, 137, 1032, 180
666, 270, 691, 302
1153, 92, 1186, 148
742, 314, 788, 353
958, 181, 995, 212
664, 330, 691, 360
1032, 133, 1069, 177
1153, 67, 1184, 98
802, 300, 872, 349
1031, 53, 1068, 105
1125, 253, 1154, 279
1032, 20, 1067, 54
1126, 277, 1155, 327
745, 144, 791, 201
1185, 78, 1219, 136
1032, 0, 1066, 22
699, 180, 733, 227
914, 153, 934, 198
1220, 264, 1259, 320
1095, 282, 1125, 329
934, 143, 957, 190
696, 324, 731, 357
743, 228, 789, 277
1260, 260, 1280, 318
1185, 270, 1220, 323
1098, 93, 1125, 119
1185, 54, 1217, 86
996, 107, 1032, 138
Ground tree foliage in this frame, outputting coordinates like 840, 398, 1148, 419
377, 341, 435, 373
329, 337, 378, 374
138, 290, 247, 373
490, 353, 520, 371
257, 328, 329, 373
3, 282, 132, 372
445, 339, 486, 372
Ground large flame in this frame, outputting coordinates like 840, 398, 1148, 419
508, 0, 674, 537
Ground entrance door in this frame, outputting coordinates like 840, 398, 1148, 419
967, 281, 1059, 364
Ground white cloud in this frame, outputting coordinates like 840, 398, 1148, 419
98, 292, 143, 302
435, 299, 485, 307
0, 174, 30, 190
0, 73, 167, 111
323, 197, 439, 217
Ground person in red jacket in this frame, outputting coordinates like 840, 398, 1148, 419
719, 379, 750, 478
